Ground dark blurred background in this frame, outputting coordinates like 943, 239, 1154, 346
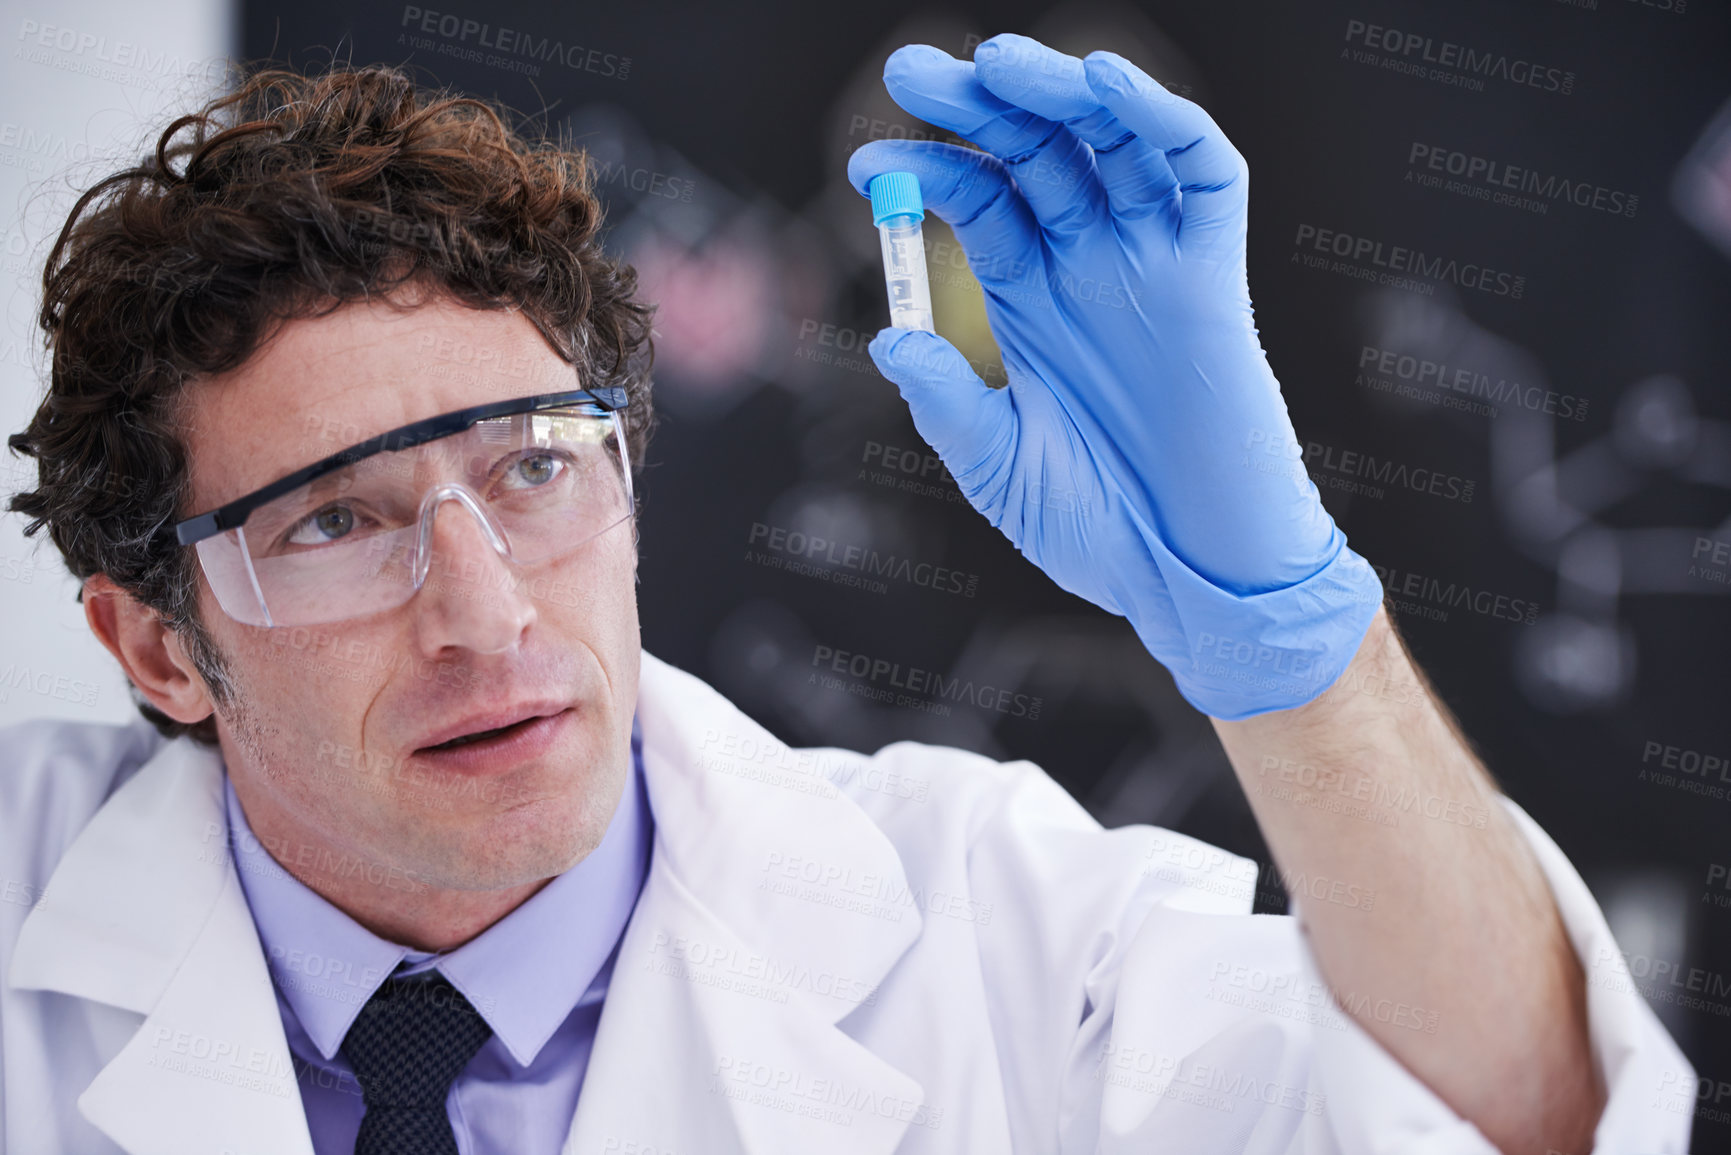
235, 0, 1730, 1141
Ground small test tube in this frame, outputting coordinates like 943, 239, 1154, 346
868, 172, 935, 333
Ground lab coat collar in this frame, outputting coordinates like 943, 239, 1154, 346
9, 731, 316, 1155
7, 649, 927, 1155
566, 651, 928, 1154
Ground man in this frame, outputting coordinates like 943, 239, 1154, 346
0, 32, 1693, 1155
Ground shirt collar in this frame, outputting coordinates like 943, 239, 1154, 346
226, 716, 652, 1068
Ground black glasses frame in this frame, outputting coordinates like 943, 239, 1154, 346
173, 386, 630, 547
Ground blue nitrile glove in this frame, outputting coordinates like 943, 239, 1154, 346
849, 34, 1383, 720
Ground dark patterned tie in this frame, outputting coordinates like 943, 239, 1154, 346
340, 972, 493, 1155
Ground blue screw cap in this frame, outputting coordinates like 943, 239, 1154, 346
869, 171, 925, 227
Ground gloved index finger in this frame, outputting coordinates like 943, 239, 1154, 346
971, 34, 1127, 148
1083, 51, 1248, 238
883, 43, 1105, 238
973, 33, 1179, 224
881, 44, 1038, 149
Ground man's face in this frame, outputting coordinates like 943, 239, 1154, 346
181, 293, 642, 892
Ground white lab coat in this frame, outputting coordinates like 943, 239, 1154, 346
0, 650, 1696, 1154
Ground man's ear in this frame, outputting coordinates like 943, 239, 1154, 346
83, 574, 216, 727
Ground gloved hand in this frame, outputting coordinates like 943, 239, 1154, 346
849, 34, 1383, 720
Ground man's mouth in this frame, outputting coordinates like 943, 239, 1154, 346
427, 718, 539, 750
414, 703, 576, 762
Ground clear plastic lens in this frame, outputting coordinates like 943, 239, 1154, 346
878, 216, 934, 332
195, 405, 634, 628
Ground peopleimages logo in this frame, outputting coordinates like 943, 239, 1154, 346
0, 664, 99, 708
1407, 143, 1638, 218
810, 643, 1044, 719
1357, 345, 1589, 422
0, 121, 92, 175
746, 522, 980, 599
13, 19, 229, 89
1373, 565, 1539, 625
1293, 224, 1525, 299
1242, 429, 1475, 504
1342, 18, 1575, 95
398, 6, 630, 79
1306, 442, 1473, 502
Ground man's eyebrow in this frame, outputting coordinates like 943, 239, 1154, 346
176, 388, 624, 545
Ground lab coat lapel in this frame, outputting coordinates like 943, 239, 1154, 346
567, 652, 928, 1155
8, 737, 313, 1155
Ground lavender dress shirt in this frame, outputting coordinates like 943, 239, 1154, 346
224, 720, 653, 1155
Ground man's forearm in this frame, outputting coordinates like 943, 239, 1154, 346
1210, 605, 1603, 1155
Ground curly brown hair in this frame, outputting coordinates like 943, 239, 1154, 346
6, 63, 657, 746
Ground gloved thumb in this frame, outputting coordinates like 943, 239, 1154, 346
868, 328, 1013, 493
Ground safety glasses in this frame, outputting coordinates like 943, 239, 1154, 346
174, 388, 634, 628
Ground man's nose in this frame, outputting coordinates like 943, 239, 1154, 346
410, 487, 536, 657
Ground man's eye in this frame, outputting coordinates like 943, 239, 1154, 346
503, 453, 565, 489
286, 504, 360, 546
